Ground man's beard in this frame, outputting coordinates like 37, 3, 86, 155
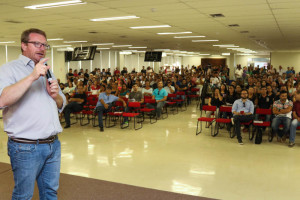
242, 97, 247, 100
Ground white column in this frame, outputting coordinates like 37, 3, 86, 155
51, 48, 54, 72
108, 51, 111, 68
90, 60, 93, 71
5, 45, 8, 63
100, 51, 103, 70
137, 53, 140, 71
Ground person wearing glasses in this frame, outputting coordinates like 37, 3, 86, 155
272, 90, 293, 143
232, 89, 255, 145
0, 28, 66, 199
147, 81, 168, 119
164, 80, 175, 94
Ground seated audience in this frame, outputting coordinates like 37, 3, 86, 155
63, 86, 87, 128
164, 80, 175, 94
289, 98, 300, 147
142, 80, 153, 96
95, 85, 127, 132
147, 81, 168, 119
232, 89, 255, 145
272, 90, 293, 142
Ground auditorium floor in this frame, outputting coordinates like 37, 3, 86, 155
1, 103, 300, 200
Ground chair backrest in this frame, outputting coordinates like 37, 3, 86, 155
191, 88, 200, 92
256, 108, 272, 115
128, 102, 141, 108
219, 106, 232, 113
168, 93, 177, 99
202, 105, 217, 112
145, 98, 156, 104
144, 96, 152, 100
121, 97, 128, 102
114, 101, 124, 107
176, 91, 185, 95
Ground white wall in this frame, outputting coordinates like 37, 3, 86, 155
271, 52, 300, 71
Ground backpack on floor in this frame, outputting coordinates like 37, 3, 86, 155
255, 127, 262, 144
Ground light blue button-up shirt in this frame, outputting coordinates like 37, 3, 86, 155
0, 55, 66, 139
232, 99, 254, 115
96, 92, 119, 107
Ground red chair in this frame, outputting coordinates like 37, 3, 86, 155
252, 108, 272, 141
105, 101, 124, 128
188, 88, 200, 103
166, 93, 178, 115
214, 106, 232, 137
80, 95, 98, 126
122, 102, 143, 130
175, 91, 187, 111
196, 105, 216, 136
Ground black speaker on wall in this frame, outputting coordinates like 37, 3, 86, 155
65, 51, 73, 62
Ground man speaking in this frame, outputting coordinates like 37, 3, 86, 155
0, 28, 66, 199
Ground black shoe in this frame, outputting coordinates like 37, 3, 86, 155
100, 127, 104, 132
238, 139, 244, 145
64, 124, 70, 129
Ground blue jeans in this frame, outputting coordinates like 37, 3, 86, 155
7, 138, 61, 200
96, 104, 113, 128
271, 117, 291, 138
147, 101, 165, 118
290, 119, 300, 142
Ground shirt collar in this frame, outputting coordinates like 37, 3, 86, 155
19, 54, 35, 69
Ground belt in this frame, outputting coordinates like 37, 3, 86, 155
10, 135, 58, 144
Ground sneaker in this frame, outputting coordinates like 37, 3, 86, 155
238, 139, 244, 145
288, 142, 295, 148
100, 127, 104, 132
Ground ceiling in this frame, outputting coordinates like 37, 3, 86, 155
1, 0, 300, 55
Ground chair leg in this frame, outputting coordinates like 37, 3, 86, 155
212, 122, 219, 137
134, 116, 143, 130
249, 125, 255, 141
230, 124, 236, 138
268, 127, 274, 142
196, 121, 202, 135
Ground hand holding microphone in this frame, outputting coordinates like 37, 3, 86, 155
31, 58, 50, 81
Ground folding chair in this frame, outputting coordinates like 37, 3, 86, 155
175, 91, 187, 111
122, 102, 143, 130
188, 88, 200, 103
214, 106, 232, 137
196, 105, 216, 136
166, 93, 178, 115
140, 99, 157, 124
80, 95, 98, 126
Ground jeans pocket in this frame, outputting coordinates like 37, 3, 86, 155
16, 143, 36, 153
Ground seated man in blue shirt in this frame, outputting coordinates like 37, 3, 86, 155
232, 89, 255, 145
147, 81, 168, 119
96, 85, 126, 132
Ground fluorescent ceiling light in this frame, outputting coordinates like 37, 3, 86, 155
92, 43, 114, 45
211, 55, 220, 56
97, 48, 110, 50
47, 38, 64, 41
64, 41, 87, 43
222, 53, 230, 56
136, 51, 146, 53
130, 25, 171, 29
25, 0, 86, 9
90, 16, 139, 22
0, 41, 15, 44
199, 54, 210, 56
112, 45, 132, 47
128, 47, 147, 49
154, 49, 170, 51
52, 45, 72, 47
213, 44, 238, 47
174, 36, 205, 38
192, 40, 219, 42
120, 51, 132, 55
157, 32, 192, 35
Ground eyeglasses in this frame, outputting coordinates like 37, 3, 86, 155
26, 41, 50, 50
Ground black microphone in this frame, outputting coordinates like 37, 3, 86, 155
43, 61, 52, 85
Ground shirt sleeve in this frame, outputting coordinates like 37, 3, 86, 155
0, 65, 15, 99
163, 89, 168, 97
249, 101, 254, 114
232, 101, 238, 113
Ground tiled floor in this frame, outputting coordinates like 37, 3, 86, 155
1, 103, 300, 200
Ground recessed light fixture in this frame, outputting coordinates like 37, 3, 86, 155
174, 36, 205, 38
192, 40, 219, 42
0, 41, 15, 44
199, 54, 210, 56
52, 45, 72, 47
112, 45, 132, 47
93, 43, 114, 46
136, 51, 146, 53
90, 16, 139, 22
128, 47, 147, 49
222, 53, 230, 56
157, 32, 192, 35
64, 41, 87, 43
130, 25, 171, 29
97, 48, 110, 50
119, 51, 132, 55
154, 49, 170, 51
213, 44, 239, 48
48, 38, 64, 41
25, 0, 86, 9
